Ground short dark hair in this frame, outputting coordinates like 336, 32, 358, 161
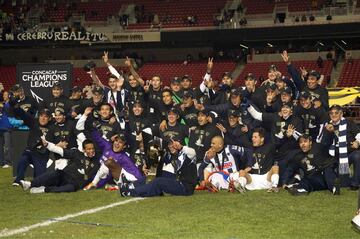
82, 139, 94, 149
162, 88, 172, 96
253, 127, 266, 138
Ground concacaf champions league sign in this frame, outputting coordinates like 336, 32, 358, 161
16, 63, 72, 103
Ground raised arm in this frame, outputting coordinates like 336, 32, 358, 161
125, 56, 145, 86
103, 51, 124, 89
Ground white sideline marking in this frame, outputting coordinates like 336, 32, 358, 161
0, 197, 144, 238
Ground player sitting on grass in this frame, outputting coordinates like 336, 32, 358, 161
119, 139, 198, 197
20, 139, 100, 193
83, 130, 145, 190
236, 128, 280, 193
197, 135, 254, 193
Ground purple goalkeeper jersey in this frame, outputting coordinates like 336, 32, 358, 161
92, 130, 144, 180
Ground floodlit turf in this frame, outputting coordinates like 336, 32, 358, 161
0, 168, 360, 239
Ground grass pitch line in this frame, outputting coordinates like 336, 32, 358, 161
0, 197, 145, 238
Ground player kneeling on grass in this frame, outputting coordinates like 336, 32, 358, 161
20, 139, 100, 193
83, 130, 145, 190
119, 139, 198, 197
283, 134, 338, 196
197, 136, 254, 193
236, 128, 280, 193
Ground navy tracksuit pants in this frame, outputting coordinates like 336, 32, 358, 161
130, 177, 193, 197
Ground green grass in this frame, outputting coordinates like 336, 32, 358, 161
0, 168, 359, 239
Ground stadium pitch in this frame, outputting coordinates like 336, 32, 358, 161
0, 169, 359, 239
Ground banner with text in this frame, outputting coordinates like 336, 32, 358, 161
16, 63, 72, 103
1, 31, 107, 43
107, 32, 161, 43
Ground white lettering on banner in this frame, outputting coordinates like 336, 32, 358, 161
2, 31, 106, 42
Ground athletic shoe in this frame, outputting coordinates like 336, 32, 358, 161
351, 213, 360, 232
233, 181, 246, 194
332, 185, 340, 195
20, 180, 31, 191
288, 187, 309, 196
12, 181, 20, 187
105, 184, 119, 191
2, 164, 11, 169
30, 186, 45, 194
267, 187, 279, 193
119, 183, 130, 197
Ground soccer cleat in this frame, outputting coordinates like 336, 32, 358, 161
288, 187, 309, 196
12, 181, 20, 187
119, 183, 130, 197
83, 182, 96, 191
2, 164, 11, 169
204, 180, 219, 193
233, 181, 246, 194
105, 184, 119, 191
20, 180, 31, 191
267, 187, 279, 193
332, 185, 340, 195
352, 213, 360, 232
30, 186, 45, 194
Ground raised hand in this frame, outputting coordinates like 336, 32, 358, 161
207, 57, 214, 73
286, 124, 295, 137
125, 56, 132, 68
102, 51, 109, 64
216, 123, 227, 133
84, 107, 93, 116
281, 50, 290, 64
299, 66, 308, 78
351, 141, 360, 149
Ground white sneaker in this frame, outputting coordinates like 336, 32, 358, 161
20, 180, 31, 190
352, 214, 360, 231
2, 164, 10, 169
30, 186, 45, 194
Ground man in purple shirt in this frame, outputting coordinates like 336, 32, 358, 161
84, 130, 145, 190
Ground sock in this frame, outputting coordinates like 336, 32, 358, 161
239, 176, 247, 187
92, 164, 109, 186
271, 174, 279, 187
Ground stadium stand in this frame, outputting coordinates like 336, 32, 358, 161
337, 59, 360, 87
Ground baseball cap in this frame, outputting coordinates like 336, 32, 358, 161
52, 82, 63, 89
71, 86, 82, 92
266, 83, 277, 91
299, 91, 311, 99
171, 77, 181, 84
198, 109, 211, 116
227, 109, 240, 117
181, 75, 192, 81
182, 90, 194, 99
10, 84, 23, 92
92, 86, 104, 95
230, 88, 242, 97
280, 87, 292, 95
39, 108, 52, 117
168, 107, 180, 115
308, 70, 320, 80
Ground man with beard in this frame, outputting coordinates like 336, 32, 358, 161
119, 139, 197, 197
281, 50, 329, 110
215, 109, 252, 148
9, 84, 38, 117
284, 135, 338, 195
